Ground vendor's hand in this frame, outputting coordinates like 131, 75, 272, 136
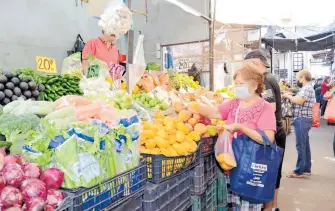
282, 93, 292, 99
223, 123, 241, 133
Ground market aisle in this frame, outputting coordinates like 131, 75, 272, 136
278, 120, 335, 211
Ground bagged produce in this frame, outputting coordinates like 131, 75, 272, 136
85, 56, 110, 79
61, 52, 83, 78
3, 100, 56, 117
215, 130, 237, 171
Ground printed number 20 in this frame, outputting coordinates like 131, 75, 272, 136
37, 58, 51, 70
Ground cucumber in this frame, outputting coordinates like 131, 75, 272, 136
0, 141, 12, 148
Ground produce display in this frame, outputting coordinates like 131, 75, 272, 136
133, 93, 169, 111
41, 74, 83, 101
0, 150, 65, 211
0, 70, 43, 105
169, 72, 200, 91
0, 62, 238, 210
216, 86, 236, 99
140, 106, 220, 156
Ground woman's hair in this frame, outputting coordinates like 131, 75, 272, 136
233, 63, 264, 95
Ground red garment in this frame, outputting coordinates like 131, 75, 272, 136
82, 37, 119, 65
321, 82, 330, 95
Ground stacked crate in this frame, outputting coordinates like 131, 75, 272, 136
189, 136, 219, 211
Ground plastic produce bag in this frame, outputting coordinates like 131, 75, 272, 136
312, 103, 321, 128
215, 130, 237, 171
61, 53, 83, 78
86, 56, 110, 79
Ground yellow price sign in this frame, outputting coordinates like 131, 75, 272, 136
36, 56, 57, 73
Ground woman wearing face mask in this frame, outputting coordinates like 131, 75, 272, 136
193, 63, 276, 210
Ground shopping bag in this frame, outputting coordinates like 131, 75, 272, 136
312, 103, 321, 128
325, 96, 335, 122
230, 131, 284, 204
281, 98, 293, 118
215, 130, 237, 171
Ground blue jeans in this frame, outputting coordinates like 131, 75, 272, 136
293, 117, 312, 175
320, 94, 328, 116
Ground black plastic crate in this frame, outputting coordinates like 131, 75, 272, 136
142, 170, 192, 211
190, 153, 218, 195
56, 192, 74, 211
107, 192, 143, 211
190, 180, 217, 211
199, 136, 217, 157
63, 161, 146, 211
141, 145, 200, 183
217, 167, 228, 205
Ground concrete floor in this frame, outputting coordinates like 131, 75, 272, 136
278, 120, 335, 211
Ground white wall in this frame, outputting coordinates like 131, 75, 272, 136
0, 0, 101, 70
131, 0, 209, 63
0, 0, 209, 70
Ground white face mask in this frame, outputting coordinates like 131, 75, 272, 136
235, 86, 252, 100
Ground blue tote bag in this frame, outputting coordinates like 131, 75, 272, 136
229, 131, 284, 204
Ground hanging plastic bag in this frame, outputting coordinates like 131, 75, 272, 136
215, 130, 237, 171
312, 103, 321, 128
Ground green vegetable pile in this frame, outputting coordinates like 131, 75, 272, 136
133, 93, 169, 110
146, 62, 161, 71
41, 74, 83, 101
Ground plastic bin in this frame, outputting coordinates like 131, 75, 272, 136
217, 167, 228, 205
56, 192, 74, 211
190, 153, 217, 195
107, 192, 143, 211
64, 161, 146, 211
142, 170, 192, 211
199, 136, 217, 157
141, 145, 200, 183
190, 180, 217, 211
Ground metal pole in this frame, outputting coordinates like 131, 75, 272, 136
209, 0, 216, 91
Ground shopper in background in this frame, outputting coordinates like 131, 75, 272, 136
314, 78, 322, 103
283, 70, 315, 178
320, 77, 333, 116
194, 63, 276, 211
82, 30, 119, 73
244, 50, 286, 211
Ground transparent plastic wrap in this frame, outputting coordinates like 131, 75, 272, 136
86, 56, 110, 79
61, 52, 83, 78
131, 101, 153, 122
80, 76, 111, 96
215, 130, 237, 171
113, 111, 141, 172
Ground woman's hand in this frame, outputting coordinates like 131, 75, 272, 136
223, 123, 242, 133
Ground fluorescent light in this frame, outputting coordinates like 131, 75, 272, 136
164, 0, 202, 17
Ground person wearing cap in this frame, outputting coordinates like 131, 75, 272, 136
82, 30, 119, 74
244, 50, 286, 211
